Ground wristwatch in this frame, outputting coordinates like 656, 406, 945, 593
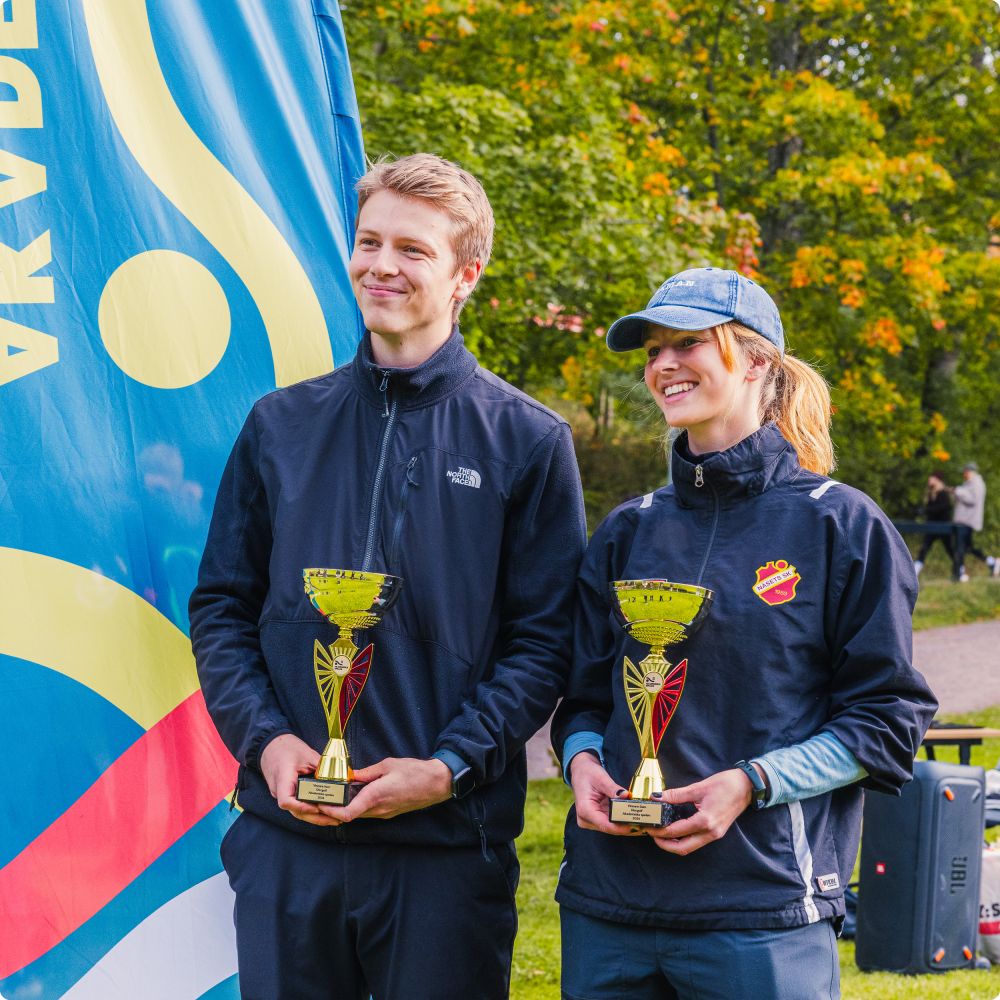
734, 759, 768, 810
450, 764, 476, 800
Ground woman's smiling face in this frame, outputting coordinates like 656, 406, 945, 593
643, 325, 764, 455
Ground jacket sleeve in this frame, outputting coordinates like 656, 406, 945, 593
549, 514, 627, 771
188, 406, 294, 772
433, 422, 587, 785
821, 507, 938, 794
953, 480, 975, 513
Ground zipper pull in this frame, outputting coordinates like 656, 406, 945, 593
379, 370, 390, 417
694, 464, 704, 488
406, 455, 419, 485
229, 764, 245, 810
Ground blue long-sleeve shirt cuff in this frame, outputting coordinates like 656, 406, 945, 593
753, 731, 868, 807
562, 731, 605, 785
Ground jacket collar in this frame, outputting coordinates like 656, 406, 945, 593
671, 423, 802, 508
351, 327, 479, 410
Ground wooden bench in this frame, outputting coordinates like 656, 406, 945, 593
922, 726, 1000, 766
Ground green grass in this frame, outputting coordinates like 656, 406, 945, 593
910, 544, 1000, 631
837, 939, 1000, 999
913, 575, 1000, 631
511, 781, 571, 999
513, 709, 1000, 999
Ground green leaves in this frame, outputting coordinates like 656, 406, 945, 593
342, 0, 1000, 534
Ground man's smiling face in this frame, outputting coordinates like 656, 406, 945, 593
349, 189, 479, 352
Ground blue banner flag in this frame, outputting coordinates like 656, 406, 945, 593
0, 1, 364, 995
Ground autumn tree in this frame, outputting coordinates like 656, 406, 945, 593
342, 0, 1000, 530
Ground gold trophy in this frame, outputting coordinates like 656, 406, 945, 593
297, 568, 402, 805
608, 579, 713, 827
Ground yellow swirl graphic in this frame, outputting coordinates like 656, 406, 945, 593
0, 547, 196, 728
82, 0, 334, 387
99, 250, 231, 389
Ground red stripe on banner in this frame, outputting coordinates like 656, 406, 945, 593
981, 920, 1000, 935
0, 691, 237, 977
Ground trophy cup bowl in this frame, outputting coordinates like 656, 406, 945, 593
296, 568, 402, 805
607, 579, 713, 827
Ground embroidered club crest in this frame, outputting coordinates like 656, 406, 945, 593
753, 560, 800, 606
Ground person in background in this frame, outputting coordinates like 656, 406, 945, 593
952, 461, 999, 582
552, 267, 937, 1000
913, 471, 954, 578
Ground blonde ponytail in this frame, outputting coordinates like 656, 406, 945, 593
770, 354, 835, 474
716, 322, 835, 475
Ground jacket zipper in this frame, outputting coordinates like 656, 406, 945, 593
388, 454, 420, 568
378, 370, 390, 416
471, 794, 489, 860
695, 465, 720, 584
362, 371, 398, 571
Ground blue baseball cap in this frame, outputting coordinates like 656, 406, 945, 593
605, 267, 784, 354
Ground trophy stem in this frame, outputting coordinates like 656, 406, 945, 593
315, 737, 352, 782
628, 756, 666, 801
328, 671, 345, 741
637, 647, 669, 760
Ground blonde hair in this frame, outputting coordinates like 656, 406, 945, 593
715, 321, 835, 474
356, 153, 494, 273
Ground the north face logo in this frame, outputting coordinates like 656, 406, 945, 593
753, 560, 800, 606
446, 466, 481, 488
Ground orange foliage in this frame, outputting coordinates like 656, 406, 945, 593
789, 246, 836, 288
839, 286, 865, 308
645, 138, 686, 166
863, 318, 903, 355
642, 172, 672, 197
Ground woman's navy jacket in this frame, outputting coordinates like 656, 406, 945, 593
553, 424, 937, 929
190, 331, 587, 847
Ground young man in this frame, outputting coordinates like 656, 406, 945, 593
952, 461, 998, 581
190, 154, 587, 999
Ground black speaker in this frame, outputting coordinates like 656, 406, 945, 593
855, 759, 984, 973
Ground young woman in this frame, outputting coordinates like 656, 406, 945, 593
552, 267, 937, 999
913, 471, 954, 578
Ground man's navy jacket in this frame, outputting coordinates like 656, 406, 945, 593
190, 331, 587, 847
553, 425, 938, 929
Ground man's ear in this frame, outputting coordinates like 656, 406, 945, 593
453, 258, 483, 302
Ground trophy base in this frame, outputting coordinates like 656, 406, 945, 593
609, 796, 675, 828
296, 776, 362, 806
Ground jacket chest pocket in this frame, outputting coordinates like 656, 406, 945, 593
382, 448, 510, 578
387, 454, 421, 569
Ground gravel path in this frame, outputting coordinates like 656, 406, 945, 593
911, 619, 1000, 716
525, 619, 1000, 780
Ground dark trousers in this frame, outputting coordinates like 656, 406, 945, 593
916, 532, 954, 565
222, 812, 518, 1000
560, 908, 840, 1000
955, 525, 990, 577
